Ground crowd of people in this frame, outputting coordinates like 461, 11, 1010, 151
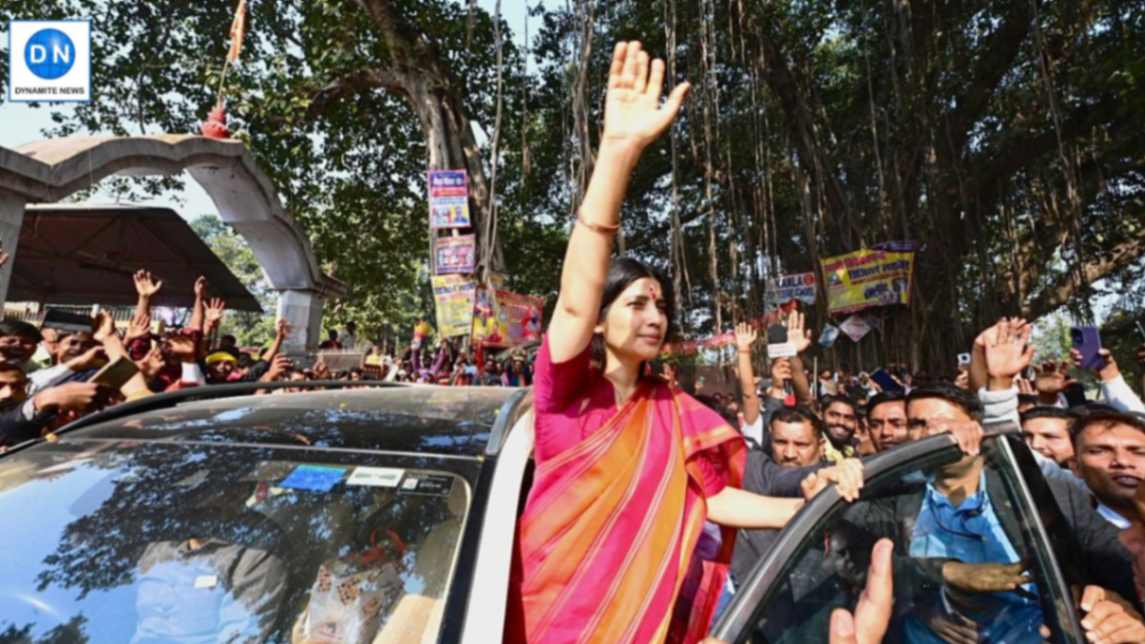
6, 39, 1145, 643
0, 267, 541, 448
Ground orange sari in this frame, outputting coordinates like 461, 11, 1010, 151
507, 380, 745, 643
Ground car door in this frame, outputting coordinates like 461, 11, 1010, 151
711, 432, 1083, 643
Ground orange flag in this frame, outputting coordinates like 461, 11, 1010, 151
226, 0, 247, 63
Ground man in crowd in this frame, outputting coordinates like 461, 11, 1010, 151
770, 407, 825, 467
1021, 406, 1076, 467
1071, 409, 1145, 531
0, 319, 41, 371
867, 390, 909, 452
821, 394, 860, 462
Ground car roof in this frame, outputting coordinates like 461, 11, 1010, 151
62, 386, 530, 459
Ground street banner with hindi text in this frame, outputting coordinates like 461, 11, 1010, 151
820, 248, 915, 315
428, 169, 471, 229
431, 275, 477, 337
764, 272, 818, 309
434, 235, 477, 274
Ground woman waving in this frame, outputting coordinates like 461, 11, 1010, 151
506, 42, 835, 644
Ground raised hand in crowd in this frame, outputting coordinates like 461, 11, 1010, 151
189, 276, 208, 333
125, 313, 152, 343
166, 335, 199, 364
969, 316, 1029, 391
262, 318, 292, 362
784, 310, 814, 403
205, 298, 226, 330
547, 40, 688, 365
64, 343, 107, 373
734, 322, 761, 427
133, 269, 163, 299
1034, 360, 1072, 405
786, 310, 813, 354
260, 354, 292, 383
977, 317, 1034, 392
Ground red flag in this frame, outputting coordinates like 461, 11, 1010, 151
226, 0, 247, 63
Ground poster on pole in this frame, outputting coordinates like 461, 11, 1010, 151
428, 169, 471, 229
765, 272, 818, 309
472, 288, 544, 348
434, 235, 476, 275
820, 248, 915, 315
431, 275, 477, 337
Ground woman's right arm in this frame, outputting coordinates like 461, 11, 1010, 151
546, 41, 690, 363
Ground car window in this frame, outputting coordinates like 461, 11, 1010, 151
734, 438, 1073, 643
0, 439, 474, 643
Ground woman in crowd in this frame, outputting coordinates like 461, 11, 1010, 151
507, 42, 840, 643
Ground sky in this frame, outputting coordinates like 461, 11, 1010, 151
0, 0, 540, 222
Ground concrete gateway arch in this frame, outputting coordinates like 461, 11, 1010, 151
0, 134, 343, 351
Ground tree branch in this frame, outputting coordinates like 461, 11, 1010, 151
1023, 231, 1145, 318
306, 67, 405, 120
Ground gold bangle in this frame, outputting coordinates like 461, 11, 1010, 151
577, 216, 620, 235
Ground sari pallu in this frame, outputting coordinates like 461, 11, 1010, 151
507, 380, 745, 643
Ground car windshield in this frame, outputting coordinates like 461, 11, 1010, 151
0, 438, 473, 643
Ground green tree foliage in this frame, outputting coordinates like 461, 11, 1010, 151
3, 0, 1144, 370
189, 214, 277, 347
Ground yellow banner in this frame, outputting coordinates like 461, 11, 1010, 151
820, 249, 914, 315
431, 275, 477, 337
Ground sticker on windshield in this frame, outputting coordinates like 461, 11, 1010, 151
346, 467, 405, 488
279, 464, 347, 492
398, 474, 454, 497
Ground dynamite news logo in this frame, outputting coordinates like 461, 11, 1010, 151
8, 20, 91, 102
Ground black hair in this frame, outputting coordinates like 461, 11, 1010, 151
592, 257, 676, 366
866, 391, 905, 419
905, 383, 984, 421
1019, 406, 1075, 425
1069, 407, 1145, 442
821, 394, 859, 416
769, 405, 824, 438
0, 319, 42, 341
1017, 393, 1039, 407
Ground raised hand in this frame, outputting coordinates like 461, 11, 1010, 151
734, 322, 757, 352
276, 318, 293, 339
126, 314, 152, 342
601, 41, 690, 153
166, 335, 198, 363
786, 310, 813, 354
92, 311, 116, 343
983, 317, 1034, 388
1035, 360, 1071, 397
193, 276, 208, 299
133, 270, 163, 298
205, 298, 226, 326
